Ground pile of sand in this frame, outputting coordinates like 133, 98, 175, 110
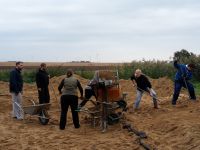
0, 75, 200, 150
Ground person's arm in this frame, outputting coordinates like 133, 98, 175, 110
130, 76, 136, 86
58, 79, 64, 94
185, 71, 192, 80
36, 72, 42, 90
174, 60, 180, 69
45, 72, 50, 86
144, 75, 152, 89
77, 80, 83, 98
10, 70, 19, 94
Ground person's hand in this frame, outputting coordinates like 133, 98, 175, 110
38, 88, 42, 91
148, 88, 156, 97
79, 96, 84, 100
173, 57, 179, 62
146, 88, 151, 94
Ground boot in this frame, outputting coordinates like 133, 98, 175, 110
153, 101, 158, 109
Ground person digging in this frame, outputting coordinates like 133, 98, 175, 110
172, 59, 196, 105
130, 69, 158, 110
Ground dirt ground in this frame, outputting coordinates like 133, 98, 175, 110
0, 75, 200, 150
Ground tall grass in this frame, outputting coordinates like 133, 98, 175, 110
116, 61, 175, 80
0, 62, 197, 81
0, 70, 10, 82
194, 82, 200, 96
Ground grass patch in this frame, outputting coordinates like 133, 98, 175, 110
193, 82, 200, 96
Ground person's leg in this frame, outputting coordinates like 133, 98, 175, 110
186, 82, 196, 100
15, 93, 23, 119
59, 95, 69, 130
172, 82, 182, 105
11, 93, 16, 118
38, 90, 44, 104
134, 90, 143, 109
79, 89, 93, 107
79, 99, 88, 108
149, 89, 158, 108
44, 88, 50, 103
70, 96, 80, 128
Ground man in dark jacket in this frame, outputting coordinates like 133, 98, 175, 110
78, 78, 98, 108
131, 69, 158, 109
9, 61, 24, 119
172, 60, 196, 105
36, 63, 50, 104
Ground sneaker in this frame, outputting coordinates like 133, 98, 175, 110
75, 125, 80, 129
190, 98, 196, 101
76, 106, 82, 112
172, 101, 176, 105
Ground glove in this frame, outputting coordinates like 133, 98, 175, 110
148, 88, 156, 97
173, 57, 179, 62
79, 96, 84, 100
182, 74, 189, 80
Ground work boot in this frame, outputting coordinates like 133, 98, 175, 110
153, 101, 158, 109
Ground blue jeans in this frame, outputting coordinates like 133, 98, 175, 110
134, 89, 157, 109
172, 81, 196, 105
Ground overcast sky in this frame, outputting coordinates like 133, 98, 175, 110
0, 0, 200, 62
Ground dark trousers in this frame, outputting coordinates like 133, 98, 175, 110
38, 87, 50, 104
172, 81, 196, 105
60, 95, 80, 129
79, 88, 96, 107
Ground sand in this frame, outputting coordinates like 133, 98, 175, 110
0, 76, 200, 150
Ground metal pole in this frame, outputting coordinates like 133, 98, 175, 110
180, 67, 191, 99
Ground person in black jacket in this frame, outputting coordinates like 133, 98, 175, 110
9, 61, 24, 119
78, 78, 98, 108
131, 69, 158, 110
36, 63, 50, 104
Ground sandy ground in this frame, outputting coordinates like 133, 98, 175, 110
0, 75, 200, 150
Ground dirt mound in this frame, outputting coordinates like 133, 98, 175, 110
50, 74, 89, 88
151, 77, 174, 97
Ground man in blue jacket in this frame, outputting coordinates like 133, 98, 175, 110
172, 60, 196, 105
9, 61, 24, 119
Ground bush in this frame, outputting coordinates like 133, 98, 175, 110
0, 70, 10, 82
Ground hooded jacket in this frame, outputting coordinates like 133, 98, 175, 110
174, 61, 192, 82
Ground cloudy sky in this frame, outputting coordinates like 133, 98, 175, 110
0, 0, 200, 62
